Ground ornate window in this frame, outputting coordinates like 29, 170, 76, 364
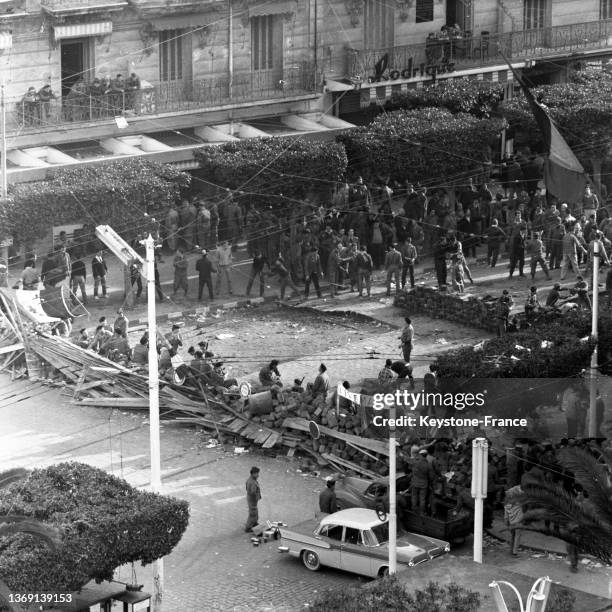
602, 0, 612, 19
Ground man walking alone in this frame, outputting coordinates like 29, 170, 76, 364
399, 317, 414, 362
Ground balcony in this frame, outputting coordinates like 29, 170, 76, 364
40, 0, 127, 16
347, 18, 612, 82
7, 65, 318, 135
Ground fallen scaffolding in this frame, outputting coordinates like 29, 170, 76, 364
1, 292, 391, 478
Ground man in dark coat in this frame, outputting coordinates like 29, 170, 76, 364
245, 466, 262, 532
195, 249, 215, 301
319, 478, 338, 514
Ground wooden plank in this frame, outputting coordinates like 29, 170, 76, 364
73, 398, 150, 408
246, 427, 264, 441
240, 423, 258, 438
227, 418, 246, 432
262, 431, 281, 448
282, 417, 389, 456
0, 343, 24, 355
321, 453, 379, 479
253, 429, 273, 444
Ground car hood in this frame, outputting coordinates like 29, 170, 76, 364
379, 532, 449, 565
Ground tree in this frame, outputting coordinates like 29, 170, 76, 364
337, 108, 505, 187
193, 138, 348, 211
0, 159, 190, 246
518, 447, 612, 565
0, 462, 189, 594
0, 469, 61, 612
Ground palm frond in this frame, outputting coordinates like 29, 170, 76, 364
0, 468, 27, 490
557, 448, 612, 524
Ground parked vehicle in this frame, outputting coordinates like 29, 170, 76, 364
278, 507, 449, 578
335, 473, 472, 543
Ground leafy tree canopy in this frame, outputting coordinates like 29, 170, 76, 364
0, 462, 189, 593
193, 138, 348, 210
337, 108, 505, 187
0, 159, 190, 245
385, 79, 505, 118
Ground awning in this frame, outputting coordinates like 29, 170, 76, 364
325, 79, 355, 92
0, 31, 12, 49
54, 21, 112, 40
249, 0, 296, 17
150, 14, 209, 30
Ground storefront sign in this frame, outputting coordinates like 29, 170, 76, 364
365, 53, 455, 84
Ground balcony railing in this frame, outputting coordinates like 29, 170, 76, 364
40, 0, 127, 13
9, 65, 318, 133
347, 18, 612, 81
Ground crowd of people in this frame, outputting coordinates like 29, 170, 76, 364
19, 72, 142, 125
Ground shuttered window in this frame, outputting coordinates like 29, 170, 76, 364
523, 0, 547, 29
364, 0, 395, 49
159, 29, 183, 81
415, 0, 434, 23
251, 15, 275, 70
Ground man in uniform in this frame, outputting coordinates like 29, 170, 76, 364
245, 466, 262, 532
410, 449, 435, 514
399, 317, 414, 362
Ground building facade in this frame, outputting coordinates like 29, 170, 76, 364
0, 0, 611, 179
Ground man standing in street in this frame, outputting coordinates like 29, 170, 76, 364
560, 226, 587, 281
527, 231, 551, 281
496, 290, 513, 337
172, 248, 189, 297
410, 449, 434, 514
509, 227, 527, 279
304, 247, 323, 299
486, 219, 506, 268
114, 308, 129, 338
91, 250, 108, 300
400, 236, 418, 290
245, 466, 262, 532
356, 245, 373, 297
311, 363, 330, 400
70, 254, 87, 305
319, 478, 338, 515
399, 317, 414, 362
215, 240, 233, 296
246, 249, 268, 298
272, 253, 299, 301
196, 249, 215, 301
384, 243, 402, 296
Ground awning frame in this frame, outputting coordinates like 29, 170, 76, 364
54, 21, 113, 41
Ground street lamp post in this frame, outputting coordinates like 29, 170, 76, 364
471, 437, 488, 564
145, 235, 163, 610
388, 402, 397, 574
588, 239, 599, 438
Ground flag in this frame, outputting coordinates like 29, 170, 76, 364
501, 55, 587, 203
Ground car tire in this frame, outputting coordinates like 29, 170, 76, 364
302, 549, 321, 571
378, 566, 389, 577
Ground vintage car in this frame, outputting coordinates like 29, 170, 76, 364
335, 473, 472, 543
278, 508, 450, 578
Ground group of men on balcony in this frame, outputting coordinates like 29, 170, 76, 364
19, 72, 141, 126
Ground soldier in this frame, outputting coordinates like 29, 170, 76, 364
410, 449, 435, 514
319, 478, 338, 515
172, 248, 189, 296
245, 466, 262, 532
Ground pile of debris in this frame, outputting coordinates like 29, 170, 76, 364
1, 298, 392, 479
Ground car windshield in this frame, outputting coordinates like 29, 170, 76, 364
370, 521, 389, 545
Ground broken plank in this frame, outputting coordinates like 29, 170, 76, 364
240, 423, 258, 439
282, 417, 389, 456
262, 431, 281, 448
72, 398, 150, 408
321, 453, 379, 479
253, 429, 273, 445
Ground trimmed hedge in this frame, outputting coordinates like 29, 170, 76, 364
503, 70, 612, 161
385, 80, 505, 118
193, 138, 348, 209
310, 577, 480, 612
0, 462, 189, 593
0, 159, 191, 245
337, 108, 505, 187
